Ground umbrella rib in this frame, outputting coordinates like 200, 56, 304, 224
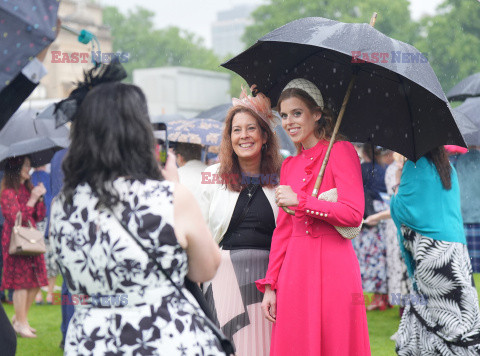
399, 75, 416, 161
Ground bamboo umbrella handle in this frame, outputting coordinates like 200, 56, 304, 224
281, 13, 377, 216
311, 75, 356, 197
369, 12, 378, 27
281, 75, 356, 215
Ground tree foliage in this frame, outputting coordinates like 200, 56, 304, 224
414, 0, 480, 91
243, 0, 419, 47
102, 6, 221, 82
242, 0, 480, 93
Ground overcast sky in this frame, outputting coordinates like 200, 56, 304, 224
97, 0, 444, 48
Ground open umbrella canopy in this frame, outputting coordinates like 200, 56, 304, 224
452, 97, 480, 146
222, 17, 466, 161
447, 73, 480, 102
194, 104, 233, 122
151, 113, 187, 124
0, 0, 59, 92
167, 118, 223, 146
0, 108, 69, 169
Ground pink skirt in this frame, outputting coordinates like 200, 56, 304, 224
204, 249, 272, 356
271, 232, 371, 355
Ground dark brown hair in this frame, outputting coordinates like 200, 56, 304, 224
175, 142, 202, 162
277, 88, 346, 154
0, 156, 32, 193
425, 146, 451, 190
218, 106, 282, 192
62, 82, 162, 208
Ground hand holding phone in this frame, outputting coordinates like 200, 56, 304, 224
153, 122, 168, 166
160, 150, 180, 183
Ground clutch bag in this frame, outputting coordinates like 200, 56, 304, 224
317, 188, 362, 239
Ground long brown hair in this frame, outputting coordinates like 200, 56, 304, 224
0, 156, 32, 193
218, 106, 282, 192
425, 146, 451, 190
277, 88, 346, 154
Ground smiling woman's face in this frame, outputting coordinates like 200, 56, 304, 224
231, 111, 266, 162
280, 96, 321, 149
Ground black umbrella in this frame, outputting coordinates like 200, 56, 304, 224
447, 73, 480, 102
0, 0, 60, 92
222, 16, 466, 162
0, 108, 69, 169
194, 103, 296, 155
452, 97, 480, 146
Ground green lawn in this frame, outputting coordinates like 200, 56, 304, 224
4, 274, 480, 355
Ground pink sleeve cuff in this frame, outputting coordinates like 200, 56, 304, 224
295, 191, 309, 217
255, 278, 277, 293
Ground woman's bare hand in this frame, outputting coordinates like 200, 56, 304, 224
261, 285, 277, 323
275, 185, 298, 207
160, 150, 179, 183
364, 215, 379, 226
31, 183, 46, 200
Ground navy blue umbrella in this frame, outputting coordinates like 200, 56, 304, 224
194, 104, 233, 122
151, 113, 187, 124
0, 0, 60, 92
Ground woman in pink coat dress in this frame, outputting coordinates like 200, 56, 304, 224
256, 79, 371, 356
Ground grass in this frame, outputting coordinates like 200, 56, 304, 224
3, 275, 480, 355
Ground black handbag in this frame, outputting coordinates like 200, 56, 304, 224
109, 209, 235, 355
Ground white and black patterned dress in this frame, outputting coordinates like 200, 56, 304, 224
50, 178, 225, 356
396, 226, 480, 355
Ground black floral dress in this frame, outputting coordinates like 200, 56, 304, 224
50, 178, 225, 356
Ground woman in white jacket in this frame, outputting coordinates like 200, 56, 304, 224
200, 87, 282, 356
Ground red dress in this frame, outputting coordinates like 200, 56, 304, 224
256, 140, 371, 355
1, 185, 48, 290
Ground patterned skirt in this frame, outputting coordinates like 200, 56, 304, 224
381, 218, 408, 300
465, 223, 480, 273
352, 223, 387, 294
204, 249, 272, 356
396, 226, 480, 355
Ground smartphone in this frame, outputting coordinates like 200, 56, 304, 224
152, 122, 168, 166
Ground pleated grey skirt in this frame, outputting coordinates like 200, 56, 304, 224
204, 249, 272, 356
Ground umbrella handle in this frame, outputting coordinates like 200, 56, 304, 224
311, 74, 356, 197
281, 74, 357, 216
369, 12, 378, 27
282, 206, 296, 215
61, 24, 99, 46
282, 13, 376, 216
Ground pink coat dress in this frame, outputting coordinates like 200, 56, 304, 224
256, 140, 371, 356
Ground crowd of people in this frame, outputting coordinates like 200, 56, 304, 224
1, 21, 480, 356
